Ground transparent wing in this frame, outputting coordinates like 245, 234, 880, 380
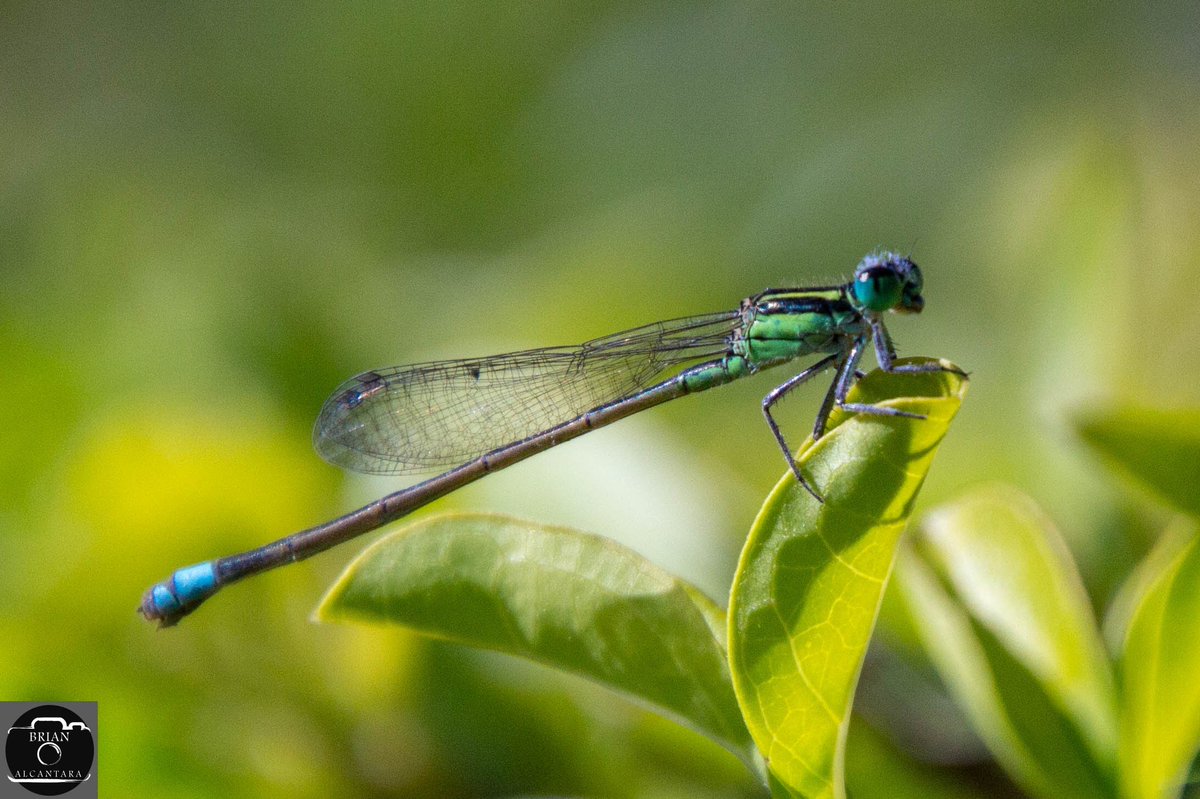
314, 311, 741, 474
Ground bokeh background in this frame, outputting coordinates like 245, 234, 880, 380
3, 3, 1199, 797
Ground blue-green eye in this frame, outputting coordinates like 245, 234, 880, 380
852, 266, 903, 312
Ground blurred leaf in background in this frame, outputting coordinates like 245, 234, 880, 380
3, 2, 1200, 796
1075, 407, 1200, 520
895, 488, 1118, 799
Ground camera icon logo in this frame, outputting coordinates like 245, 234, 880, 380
4, 706, 95, 797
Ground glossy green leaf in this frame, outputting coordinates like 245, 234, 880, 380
315, 512, 755, 767
727, 359, 967, 799
1120, 532, 1200, 799
1075, 407, 1200, 518
896, 486, 1118, 799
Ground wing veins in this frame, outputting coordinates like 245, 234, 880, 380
314, 311, 740, 473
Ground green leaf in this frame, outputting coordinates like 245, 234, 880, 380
727, 359, 967, 799
1120, 531, 1200, 799
1102, 517, 1197, 654
895, 486, 1118, 799
1075, 406, 1200, 518
315, 512, 756, 767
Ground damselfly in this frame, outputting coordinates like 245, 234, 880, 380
141, 251, 960, 626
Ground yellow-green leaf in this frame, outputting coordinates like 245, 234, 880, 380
897, 486, 1118, 799
1120, 532, 1200, 799
727, 360, 967, 799
1102, 518, 1197, 654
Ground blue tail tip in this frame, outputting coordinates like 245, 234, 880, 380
139, 562, 218, 628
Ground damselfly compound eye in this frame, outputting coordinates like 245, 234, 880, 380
852, 266, 903, 312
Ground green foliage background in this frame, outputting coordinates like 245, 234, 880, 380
2, 3, 1199, 796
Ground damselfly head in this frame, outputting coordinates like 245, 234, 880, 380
851, 252, 924, 315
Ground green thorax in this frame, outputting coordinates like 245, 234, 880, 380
736, 286, 865, 368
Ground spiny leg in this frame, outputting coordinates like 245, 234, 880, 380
811, 356, 844, 440
836, 333, 927, 422
761, 354, 838, 501
835, 335, 868, 398
871, 319, 967, 376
